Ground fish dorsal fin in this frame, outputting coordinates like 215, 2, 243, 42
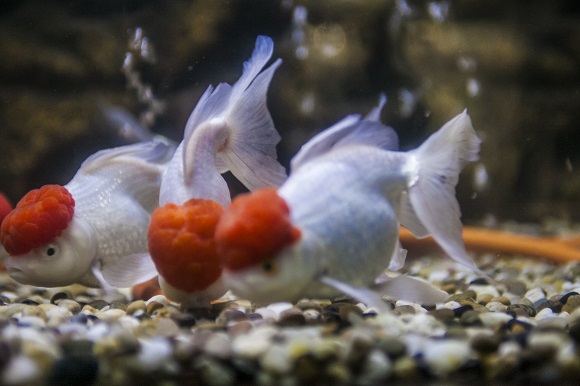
0, 185, 75, 255
79, 140, 174, 175
291, 96, 398, 172
181, 36, 286, 192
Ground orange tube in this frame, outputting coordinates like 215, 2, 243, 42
399, 226, 580, 264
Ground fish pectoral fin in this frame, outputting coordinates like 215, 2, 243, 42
319, 275, 391, 313
100, 253, 158, 288
387, 242, 408, 271
373, 274, 448, 305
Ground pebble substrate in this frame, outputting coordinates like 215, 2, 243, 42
1, 253, 580, 386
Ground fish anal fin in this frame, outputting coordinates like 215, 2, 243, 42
100, 253, 158, 288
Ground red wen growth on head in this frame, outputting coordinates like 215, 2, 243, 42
215, 187, 301, 272
0, 185, 74, 256
148, 199, 224, 292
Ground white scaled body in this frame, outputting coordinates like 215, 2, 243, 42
218, 108, 482, 307
3, 140, 174, 288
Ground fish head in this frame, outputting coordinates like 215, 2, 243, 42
215, 187, 314, 304
148, 198, 224, 296
0, 185, 97, 286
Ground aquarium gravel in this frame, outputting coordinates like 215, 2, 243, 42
1, 253, 580, 386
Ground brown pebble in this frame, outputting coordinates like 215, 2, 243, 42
377, 336, 406, 359
338, 305, 363, 320
294, 355, 321, 382
109, 301, 127, 311
295, 300, 322, 311
562, 295, 580, 313
460, 310, 483, 326
50, 291, 73, 304
278, 307, 306, 327
503, 280, 527, 296
477, 294, 494, 304
56, 299, 81, 314
471, 333, 501, 354
126, 300, 147, 315
217, 308, 247, 325
146, 301, 164, 315
491, 296, 512, 306
429, 309, 455, 323
88, 300, 109, 311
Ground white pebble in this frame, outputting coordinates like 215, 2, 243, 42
260, 344, 292, 374
498, 341, 521, 357
16, 316, 46, 330
254, 307, 277, 321
523, 287, 546, 303
266, 302, 294, 318
469, 285, 500, 300
204, 332, 232, 359
485, 302, 508, 312
405, 314, 445, 336
356, 348, 392, 385
479, 312, 513, 328
422, 339, 471, 376
138, 337, 173, 370
145, 295, 168, 306
96, 309, 126, 322
439, 301, 461, 310
534, 307, 554, 320
2, 355, 41, 385
232, 326, 278, 359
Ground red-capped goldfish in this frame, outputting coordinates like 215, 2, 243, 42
148, 36, 286, 307
214, 107, 483, 308
0, 140, 174, 288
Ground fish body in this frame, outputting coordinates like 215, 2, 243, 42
147, 36, 287, 307
215, 108, 482, 306
0, 140, 174, 288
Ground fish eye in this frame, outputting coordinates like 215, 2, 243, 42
45, 245, 58, 257
260, 260, 278, 275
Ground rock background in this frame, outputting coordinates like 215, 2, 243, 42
0, 0, 579, 224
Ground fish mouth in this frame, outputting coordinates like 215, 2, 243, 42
5, 263, 24, 278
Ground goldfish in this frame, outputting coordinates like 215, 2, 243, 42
0, 139, 174, 288
147, 36, 286, 307
214, 105, 483, 308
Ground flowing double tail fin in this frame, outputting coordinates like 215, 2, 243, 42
181, 35, 287, 193
401, 110, 487, 276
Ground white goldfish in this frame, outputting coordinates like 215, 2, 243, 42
0, 139, 174, 288
214, 105, 483, 308
147, 36, 287, 307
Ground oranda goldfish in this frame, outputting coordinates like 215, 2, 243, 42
214, 106, 483, 308
147, 36, 287, 307
0, 139, 174, 288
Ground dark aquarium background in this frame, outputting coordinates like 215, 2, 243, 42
1, 0, 579, 225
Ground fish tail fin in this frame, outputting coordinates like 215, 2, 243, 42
182, 36, 287, 191
218, 37, 287, 189
403, 110, 486, 276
